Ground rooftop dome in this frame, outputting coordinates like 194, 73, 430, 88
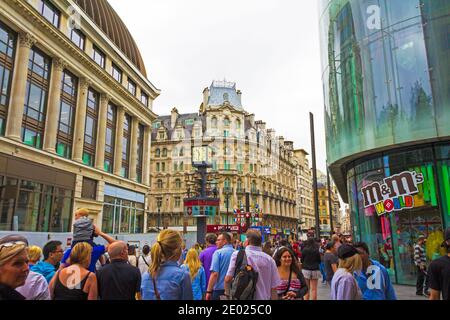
74, 0, 147, 77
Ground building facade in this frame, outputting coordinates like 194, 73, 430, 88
148, 81, 298, 237
0, 0, 159, 234
320, 0, 450, 284
293, 149, 314, 235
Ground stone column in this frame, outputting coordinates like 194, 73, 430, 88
43, 58, 66, 153
129, 116, 139, 181
142, 125, 151, 186
113, 106, 125, 176
72, 78, 90, 162
95, 93, 110, 170
5, 32, 36, 141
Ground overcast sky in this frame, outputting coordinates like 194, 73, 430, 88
109, 0, 327, 172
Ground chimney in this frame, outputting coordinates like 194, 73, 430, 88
236, 89, 242, 106
245, 113, 255, 127
278, 136, 285, 146
202, 87, 209, 109
171, 107, 179, 129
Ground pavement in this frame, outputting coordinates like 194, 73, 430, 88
316, 281, 429, 300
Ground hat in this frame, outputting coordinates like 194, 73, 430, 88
441, 227, 450, 247
337, 244, 358, 259
418, 234, 426, 239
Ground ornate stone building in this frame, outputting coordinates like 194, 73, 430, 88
0, 0, 158, 234
293, 149, 314, 235
148, 81, 298, 235
316, 170, 341, 237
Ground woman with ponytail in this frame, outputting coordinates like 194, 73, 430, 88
141, 230, 193, 300
181, 248, 206, 300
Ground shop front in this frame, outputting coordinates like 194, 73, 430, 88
347, 143, 450, 285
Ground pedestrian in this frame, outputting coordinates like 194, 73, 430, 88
71, 208, 97, 248
138, 245, 152, 275
31, 240, 64, 283
49, 242, 97, 300
354, 242, 397, 300
262, 241, 273, 257
323, 241, 338, 286
61, 225, 117, 272
300, 238, 322, 300
0, 235, 29, 300
128, 244, 138, 268
96, 241, 141, 300
330, 244, 362, 300
15, 241, 50, 300
414, 234, 430, 296
141, 230, 192, 300
199, 233, 217, 286
319, 241, 327, 284
181, 248, 206, 300
428, 227, 450, 300
27, 246, 42, 267
274, 246, 308, 300
332, 234, 342, 251
178, 243, 188, 265
206, 232, 235, 300
225, 229, 281, 300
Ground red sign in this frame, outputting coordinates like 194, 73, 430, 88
207, 225, 241, 233
184, 199, 220, 207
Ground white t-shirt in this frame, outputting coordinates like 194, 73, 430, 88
138, 255, 152, 275
16, 271, 51, 300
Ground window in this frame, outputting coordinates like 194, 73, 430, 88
83, 88, 99, 166
104, 104, 116, 172
175, 179, 181, 189
121, 114, 131, 178
92, 45, 105, 68
179, 162, 184, 171
223, 117, 230, 127
157, 179, 163, 189
136, 124, 144, 183
179, 147, 184, 157
211, 117, 217, 129
0, 23, 16, 135
22, 48, 51, 149
175, 197, 181, 208
141, 92, 148, 106
223, 130, 229, 137
224, 160, 231, 171
250, 164, 254, 172
81, 177, 97, 200
162, 148, 167, 157
185, 119, 194, 126
173, 163, 178, 172
70, 28, 85, 50
236, 119, 241, 130
128, 79, 136, 95
37, 0, 60, 28
155, 148, 160, 157
161, 162, 166, 172
56, 70, 78, 159
237, 163, 244, 172
111, 63, 122, 83
158, 131, 165, 140
156, 162, 160, 172
152, 121, 161, 129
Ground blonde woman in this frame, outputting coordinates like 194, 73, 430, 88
141, 230, 193, 300
28, 246, 42, 266
330, 244, 362, 300
181, 248, 206, 300
49, 242, 97, 300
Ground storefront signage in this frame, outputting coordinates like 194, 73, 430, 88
207, 225, 240, 233
361, 171, 424, 216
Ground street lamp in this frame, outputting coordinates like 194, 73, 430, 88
225, 194, 230, 232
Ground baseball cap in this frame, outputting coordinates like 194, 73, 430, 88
441, 227, 450, 247
337, 244, 358, 259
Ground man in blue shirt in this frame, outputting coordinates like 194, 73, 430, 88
206, 232, 235, 300
354, 242, 397, 300
31, 241, 63, 283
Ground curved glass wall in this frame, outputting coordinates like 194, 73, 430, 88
347, 143, 450, 285
320, 0, 450, 164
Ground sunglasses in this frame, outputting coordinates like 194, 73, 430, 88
0, 241, 27, 252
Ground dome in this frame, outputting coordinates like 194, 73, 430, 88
74, 0, 147, 77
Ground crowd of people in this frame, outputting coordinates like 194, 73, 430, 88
0, 208, 449, 301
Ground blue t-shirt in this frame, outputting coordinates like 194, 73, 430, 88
355, 259, 397, 300
62, 245, 105, 272
210, 244, 235, 291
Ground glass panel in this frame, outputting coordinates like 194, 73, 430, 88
120, 205, 130, 233
102, 204, 114, 234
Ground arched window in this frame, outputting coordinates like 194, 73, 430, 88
237, 179, 243, 191
155, 148, 160, 157
162, 148, 167, 157
157, 179, 163, 189
179, 147, 184, 157
211, 117, 217, 129
223, 117, 230, 127
175, 179, 181, 189
224, 178, 231, 189
173, 162, 178, 172
180, 161, 184, 171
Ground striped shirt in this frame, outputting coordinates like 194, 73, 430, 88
276, 278, 302, 295
414, 244, 426, 266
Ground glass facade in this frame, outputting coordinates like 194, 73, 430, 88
320, 0, 450, 164
102, 184, 145, 234
320, 0, 450, 285
0, 22, 15, 135
0, 175, 73, 232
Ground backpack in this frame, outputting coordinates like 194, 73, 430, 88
230, 249, 258, 300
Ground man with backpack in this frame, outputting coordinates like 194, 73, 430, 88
224, 229, 281, 300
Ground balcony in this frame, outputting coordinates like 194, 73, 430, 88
263, 191, 269, 198
223, 187, 233, 195
236, 187, 246, 195
251, 189, 260, 196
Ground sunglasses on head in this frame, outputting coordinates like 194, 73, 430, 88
0, 241, 27, 252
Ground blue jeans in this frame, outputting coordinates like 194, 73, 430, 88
319, 262, 326, 282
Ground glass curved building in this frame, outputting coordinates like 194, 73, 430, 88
319, 0, 450, 285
